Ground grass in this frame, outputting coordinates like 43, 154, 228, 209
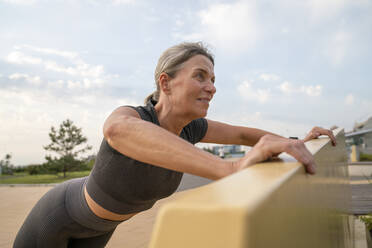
360, 214, 372, 231
360, 153, 372, 162
0, 171, 91, 184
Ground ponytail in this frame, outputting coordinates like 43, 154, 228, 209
144, 91, 159, 104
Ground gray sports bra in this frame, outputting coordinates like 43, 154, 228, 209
85, 100, 208, 214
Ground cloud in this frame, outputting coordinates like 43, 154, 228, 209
19, 45, 78, 59
324, 31, 352, 66
345, 94, 354, 105
0, 88, 46, 107
72, 94, 97, 105
112, 0, 136, 5
74, 60, 104, 78
6, 51, 43, 65
300, 85, 322, 96
307, 0, 348, 22
1, 0, 137, 5
237, 74, 322, 104
178, 1, 259, 53
306, 0, 369, 23
237, 80, 270, 103
5, 45, 109, 90
279, 81, 293, 94
211, 109, 312, 138
259, 73, 280, 81
6, 45, 105, 79
66, 78, 103, 89
43, 60, 76, 75
8, 73, 42, 85
175, 19, 184, 27
47, 80, 64, 89
43, 60, 104, 78
281, 27, 290, 34
0, 0, 38, 5
279, 81, 322, 97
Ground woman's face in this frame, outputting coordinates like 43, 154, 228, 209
168, 54, 216, 119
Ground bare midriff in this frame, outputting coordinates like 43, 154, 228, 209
84, 186, 139, 221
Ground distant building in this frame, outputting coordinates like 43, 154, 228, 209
212, 145, 241, 154
211, 145, 245, 158
345, 116, 372, 161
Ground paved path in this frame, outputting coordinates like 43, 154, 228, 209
0, 173, 211, 248
349, 165, 372, 215
0, 186, 185, 248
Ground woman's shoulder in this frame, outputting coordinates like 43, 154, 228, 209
116, 102, 158, 124
182, 118, 208, 144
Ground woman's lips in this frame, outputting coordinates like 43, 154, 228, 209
197, 97, 211, 103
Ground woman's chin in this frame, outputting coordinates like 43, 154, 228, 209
186, 105, 209, 119
197, 108, 208, 118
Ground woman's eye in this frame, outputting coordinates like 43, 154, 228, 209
197, 73, 204, 80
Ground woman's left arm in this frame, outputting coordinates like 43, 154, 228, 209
201, 119, 337, 146
201, 119, 283, 146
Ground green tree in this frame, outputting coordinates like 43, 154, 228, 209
44, 119, 92, 178
0, 154, 13, 175
202, 147, 214, 154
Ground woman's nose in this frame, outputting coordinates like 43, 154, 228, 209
205, 81, 216, 95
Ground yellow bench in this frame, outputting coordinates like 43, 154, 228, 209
149, 128, 353, 248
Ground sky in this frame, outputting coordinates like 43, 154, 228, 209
0, 0, 371, 166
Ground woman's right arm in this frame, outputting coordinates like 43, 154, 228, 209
103, 106, 233, 180
103, 107, 317, 180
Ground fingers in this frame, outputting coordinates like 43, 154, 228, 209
299, 146, 316, 174
255, 135, 317, 175
305, 127, 337, 146
271, 152, 282, 158
305, 162, 316, 174
286, 139, 316, 174
309, 132, 320, 140
237, 148, 266, 171
327, 130, 337, 146
317, 128, 337, 146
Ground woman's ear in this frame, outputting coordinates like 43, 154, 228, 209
159, 72, 171, 95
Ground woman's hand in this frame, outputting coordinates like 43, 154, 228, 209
303, 126, 337, 146
233, 134, 316, 174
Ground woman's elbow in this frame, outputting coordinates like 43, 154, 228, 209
103, 116, 133, 141
103, 123, 117, 141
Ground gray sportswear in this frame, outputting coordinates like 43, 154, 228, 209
14, 100, 208, 247
13, 177, 120, 248
86, 100, 208, 214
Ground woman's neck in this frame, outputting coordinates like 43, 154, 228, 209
154, 101, 192, 136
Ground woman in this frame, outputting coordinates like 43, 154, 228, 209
14, 42, 336, 248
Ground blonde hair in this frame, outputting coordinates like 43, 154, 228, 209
145, 42, 214, 104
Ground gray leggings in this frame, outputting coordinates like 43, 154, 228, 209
13, 177, 123, 248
